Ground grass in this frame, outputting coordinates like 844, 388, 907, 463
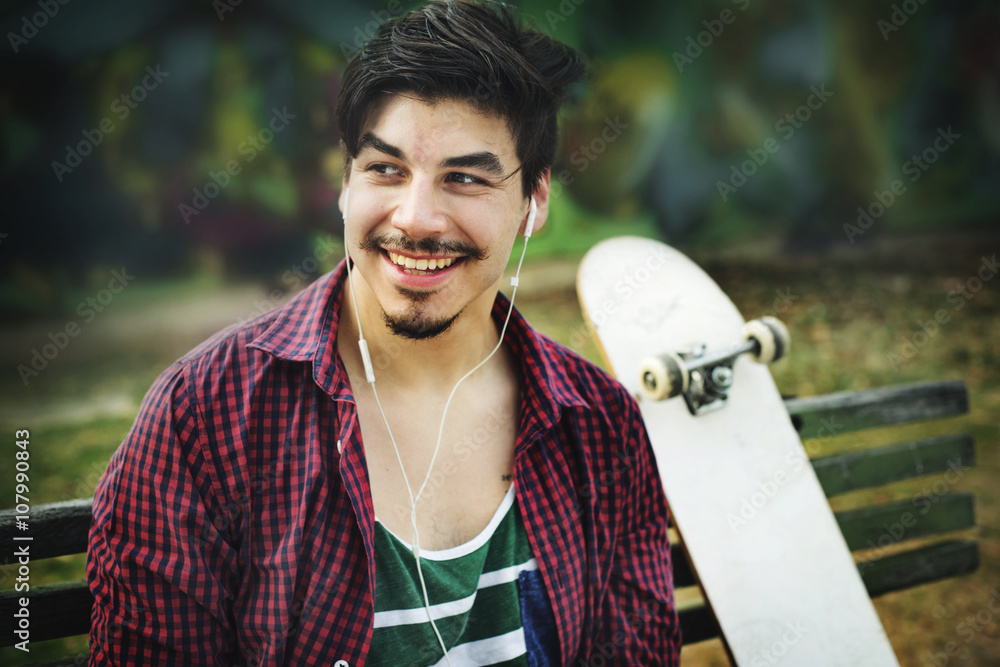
1, 232, 997, 664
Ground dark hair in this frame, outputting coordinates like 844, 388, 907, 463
336, 0, 587, 197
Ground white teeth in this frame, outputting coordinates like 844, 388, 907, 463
386, 251, 456, 272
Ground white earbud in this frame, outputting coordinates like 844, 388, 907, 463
342, 185, 377, 384
524, 197, 537, 238
342, 187, 351, 256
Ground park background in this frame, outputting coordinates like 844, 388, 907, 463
1, 0, 998, 663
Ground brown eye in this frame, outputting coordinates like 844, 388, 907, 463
368, 163, 402, 176
448, 172, 486, 185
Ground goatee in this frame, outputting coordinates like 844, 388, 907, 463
382, 307, 463, 340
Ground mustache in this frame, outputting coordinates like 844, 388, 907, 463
359, 232, 489, 261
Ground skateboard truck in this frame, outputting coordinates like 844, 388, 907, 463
638, 316, 790, 416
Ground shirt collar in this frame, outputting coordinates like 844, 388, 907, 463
247, 260, 352, 401
249, 260, 591, 418
490, 290, 590, 440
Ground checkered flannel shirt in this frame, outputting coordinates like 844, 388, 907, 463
87, 260, 681, 665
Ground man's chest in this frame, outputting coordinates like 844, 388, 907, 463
355, 391, 521, 550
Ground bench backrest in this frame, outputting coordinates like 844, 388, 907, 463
675, 380, 977, 642
0, 381, 978, 652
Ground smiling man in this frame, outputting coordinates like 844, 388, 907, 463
87, 1, 680, 665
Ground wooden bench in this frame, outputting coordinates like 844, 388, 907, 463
1, 380, 978, 664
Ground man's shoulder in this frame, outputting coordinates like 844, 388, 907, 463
175, 309, 280, 372
168, 268, 343, 385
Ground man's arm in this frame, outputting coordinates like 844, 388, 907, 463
87, 365, 240, 665
591, 394, 682, 665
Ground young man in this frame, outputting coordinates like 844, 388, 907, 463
87, 1, 680, 665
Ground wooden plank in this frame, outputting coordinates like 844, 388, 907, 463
1, 577, 730, 651
785, 381, 968, 440
17, 655, 89, 667
812, 434, 975, 497
0, 498, 92, 563
678, 599, 721, 645
2, 575, 732, 651
672, 483, 975, 588
680, 540, 981, 644
0, 580, 91, 646
671, 544, 697, 587
835, 492, 975, 552
860, 540, 979, 598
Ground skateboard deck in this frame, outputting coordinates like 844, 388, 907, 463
577, 236, 898, 666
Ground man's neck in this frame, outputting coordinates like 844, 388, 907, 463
337, 266, 505, 392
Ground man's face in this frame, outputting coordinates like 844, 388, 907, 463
340, 94, 536, 340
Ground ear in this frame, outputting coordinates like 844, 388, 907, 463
520, 170, 551, 235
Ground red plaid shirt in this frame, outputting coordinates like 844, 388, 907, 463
87, 261, 680, 665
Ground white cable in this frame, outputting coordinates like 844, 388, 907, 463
414, 200, 533, 504
343, 192, 534, 665
343, 186, 451, 662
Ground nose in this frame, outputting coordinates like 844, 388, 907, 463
390, 176, 448, 239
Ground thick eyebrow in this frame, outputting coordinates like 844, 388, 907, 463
357, 131, 508, 178
357, 132, 404, 160
440, 152, 506, 178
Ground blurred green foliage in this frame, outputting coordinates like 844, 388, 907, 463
1, 0, 998, 320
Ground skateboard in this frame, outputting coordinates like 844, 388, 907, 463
577, 236, 898, 666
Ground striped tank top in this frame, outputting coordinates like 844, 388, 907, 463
367, 485, 537, 666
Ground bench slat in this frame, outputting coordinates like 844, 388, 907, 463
813, 434, 974, 498
861, 539, 980, 598
835, 492, 975, 552
0, 498, 92, 563
785, 381, 968, 440
677, 539, 980, 644
678, 600, 722, 645
0, 541, 981, 649
3, 580, 730, 651
673, 489, 977, 589
672, 545, 696, 587
671, 439, 976, 586
16, 654, 88, 667
0, 580, 91, 646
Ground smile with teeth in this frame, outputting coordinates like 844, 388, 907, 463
387, 251, 459, 275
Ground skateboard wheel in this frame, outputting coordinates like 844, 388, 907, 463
742, 316, 790, 364
639, 352, 688, 401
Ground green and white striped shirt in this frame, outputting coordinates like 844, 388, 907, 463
368, 485, 537, 666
